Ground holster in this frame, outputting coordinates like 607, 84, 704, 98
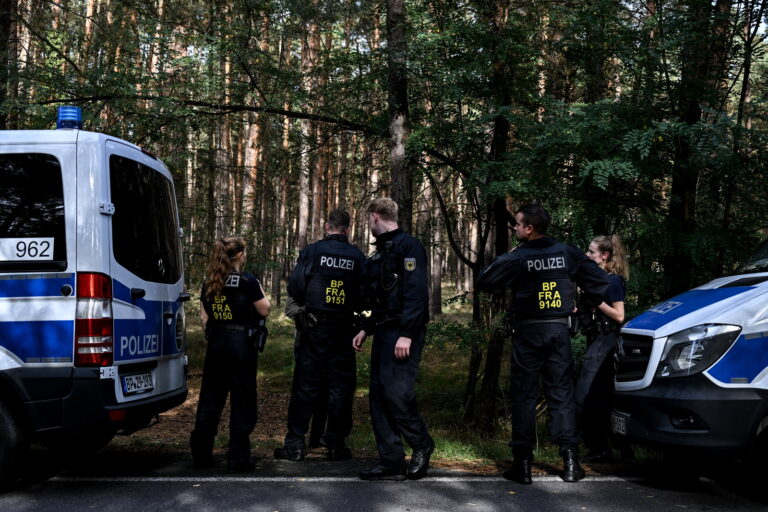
294, 310, 317, 332
248, 318, 269, 353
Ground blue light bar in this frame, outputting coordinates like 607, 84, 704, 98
56, 106, 83, 129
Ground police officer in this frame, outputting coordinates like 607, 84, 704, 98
275, 209, 366, 461
475, 205, 609, 484
353, 197, 434, 481
576, 234, 633, 463
191, 236, 271, 474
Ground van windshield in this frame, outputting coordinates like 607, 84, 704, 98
739, 240, 768, 273
0, 153, 67, 272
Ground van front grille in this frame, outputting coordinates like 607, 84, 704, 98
616, 334, 654, 382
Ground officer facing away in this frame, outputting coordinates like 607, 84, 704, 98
275, 209, 366, 461
475, 204, 609, 484
353, 197, 435, 481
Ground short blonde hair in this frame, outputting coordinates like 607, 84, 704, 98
367, 197, 399, 222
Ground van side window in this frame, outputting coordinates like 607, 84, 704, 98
0, 153, 67, 272
110, 155, 182, 284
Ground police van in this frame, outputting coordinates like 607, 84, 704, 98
0, 107, 189, 484
612, 243, 768, 459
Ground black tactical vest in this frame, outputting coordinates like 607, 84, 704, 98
202, 272, 261, 327
512, 242, 576, 319
304, 239, 363, 314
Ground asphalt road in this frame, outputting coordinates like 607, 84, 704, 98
2, 448, 766, 511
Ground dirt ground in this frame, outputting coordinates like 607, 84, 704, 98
109, 371, 507, 475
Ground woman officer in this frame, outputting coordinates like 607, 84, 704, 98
190, 236, 271, 473
576, 234, 631, 463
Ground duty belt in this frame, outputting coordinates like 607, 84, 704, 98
307, 311, 355, 323
375, 314, 403, 326
518, 317, 570, 326
210, 323, 251, 332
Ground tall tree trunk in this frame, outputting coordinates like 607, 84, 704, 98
386, 0, 413, 232
0, 0, 12, 129
663, 0, 732, 297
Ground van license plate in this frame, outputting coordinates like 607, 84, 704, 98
611, 411, 629, 436
122, 372, 153, 395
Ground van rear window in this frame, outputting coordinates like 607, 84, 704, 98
110, 155, 182, 284
0, 153, 67, 272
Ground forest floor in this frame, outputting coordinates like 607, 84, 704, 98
108, 303, 647, 477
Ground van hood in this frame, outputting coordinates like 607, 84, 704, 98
624, 273, 768, 338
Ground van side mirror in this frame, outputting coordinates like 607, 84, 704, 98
178, 293, 191, 303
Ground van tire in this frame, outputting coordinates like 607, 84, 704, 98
0, 400, 26, 488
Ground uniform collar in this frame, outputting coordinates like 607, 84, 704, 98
519, 236, 556, 249
373, 228, 403, 249
325, 233, 349, 243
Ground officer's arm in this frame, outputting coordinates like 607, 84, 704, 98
475, 252, 519, 294
287, 247, 311, 305
398, 239, 429, 339
573, 253, 610, 307
200, 301, 209, 330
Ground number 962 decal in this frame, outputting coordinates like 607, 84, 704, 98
0, 238, 54, 261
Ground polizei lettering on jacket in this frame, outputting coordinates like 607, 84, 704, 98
120, 334, 160, 357
525, 256, 566, 272
320, 255, 355, 270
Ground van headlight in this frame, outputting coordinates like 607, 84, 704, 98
655, 324, 741, 378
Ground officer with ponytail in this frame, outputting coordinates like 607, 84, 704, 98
191, 236, 271, 473
577, 234, 634, 463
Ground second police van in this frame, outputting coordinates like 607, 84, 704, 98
0, 107, 189, 484
612, 243, 768, 460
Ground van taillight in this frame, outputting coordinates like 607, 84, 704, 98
75, 273, 113, 366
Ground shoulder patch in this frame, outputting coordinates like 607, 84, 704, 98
404, 257, 416, 271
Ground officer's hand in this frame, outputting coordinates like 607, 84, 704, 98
394, 337, 412, 359
352, 330, 367, 352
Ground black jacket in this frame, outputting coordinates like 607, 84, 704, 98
475, 237, 609, 320
364, 228, 429, 338
287, 233, 366, 315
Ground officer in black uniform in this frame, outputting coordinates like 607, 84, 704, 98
191, 236, 271, 474
353, 197, 434, 481
275, 209, 366, 461
475, 204, 609, 484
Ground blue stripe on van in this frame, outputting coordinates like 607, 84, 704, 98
624, 287, 753, 331
708, 334, 768, 384
0, 274, 75, 298
0, 320, 73, 362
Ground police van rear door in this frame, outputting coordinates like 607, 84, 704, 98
106, 140, 184, 401
0, 135, 77, 368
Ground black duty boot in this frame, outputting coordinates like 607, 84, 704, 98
326, 446, 352, 461
503, 458, 533, 484
407, 437, 435, 480
581, 449, 613, 463
359, 463, 407, 481
273, 446, 306, 461
562, 449, 585, 482
226, 460, 255, 474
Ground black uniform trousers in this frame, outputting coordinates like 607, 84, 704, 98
284, 322, 356, 451
190, 327, 258, 466
369, 323, 430, 469
576, 332, 618, 453
510, 322, 579, 456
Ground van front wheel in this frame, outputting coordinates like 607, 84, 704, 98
0, 401, 26, 488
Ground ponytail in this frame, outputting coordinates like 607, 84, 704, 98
592, 234, 629, 281
203, 236, 246, 300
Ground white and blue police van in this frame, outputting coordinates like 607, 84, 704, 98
0, 107, 189, 483
612, 244, 768, 459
